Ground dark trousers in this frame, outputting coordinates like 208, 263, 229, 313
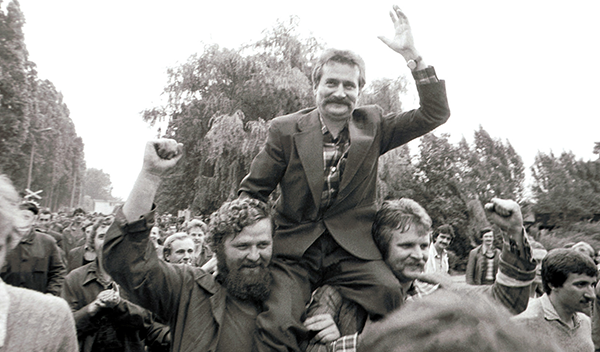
254, 232, 403, 352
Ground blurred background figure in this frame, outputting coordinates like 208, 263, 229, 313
1, 200, 66, 295
465, 227, 501, 285
0, 174, 78, 351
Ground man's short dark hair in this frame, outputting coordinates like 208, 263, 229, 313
311, 49, 366, 90
478, 226, 493, 239
72, 208, 85, 217
19, 201, 39, 215
208, 198, 272, 253
432, 224, 455, 242
360, 290, 556, 352
39, 209, 52, 217
372, 198, 431, 260
542, 248, 598, 294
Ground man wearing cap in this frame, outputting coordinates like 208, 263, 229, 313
0, 201, 66, 295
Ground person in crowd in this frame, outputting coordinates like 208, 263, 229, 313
36, 208, 66, 257
237, 5, 450, 351
103, 139, 337, 352
305, 197, 536, 352
530, 240, 548, 298
0, 174, 78, 351
66, 220, 98, 273
572, 241, 595, 259
62, 207, 87, 254
186, 218, 213, 267
162, 232, 195, 265
355, 290, 559, 352
62, 216, 170, 352
512, 248, 596, 352
465, 226, 502, 285
424, 224, 453, 274
149, 225, 164, 260
1, 200, 66, 295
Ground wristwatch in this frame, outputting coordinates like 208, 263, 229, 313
407, 56, 422, 71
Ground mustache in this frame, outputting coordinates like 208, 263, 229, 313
324, 96, 352, 106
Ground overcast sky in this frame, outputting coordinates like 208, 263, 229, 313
16, 0, 600, 199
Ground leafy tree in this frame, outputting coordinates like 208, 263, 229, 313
143, 19, 320, 215
532, 150, 600, 225
0, 1, 85, 210
83, 168, 114, 200
0, 0, 30, 182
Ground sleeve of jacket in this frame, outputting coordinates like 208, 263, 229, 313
238, 118, 288, 202
465, 248, 477, 285
102, 206, 186, 323
46, 238, 67, 296
379, 80, 450, 155
61, 274, 100, 334
464, 232, 536, 315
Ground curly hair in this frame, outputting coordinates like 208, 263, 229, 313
208, 198, 272, 252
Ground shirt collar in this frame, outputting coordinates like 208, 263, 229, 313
318, 113, 349, 137
0, 279, 9, 347
82, 261, 101, 286
540, 293, 581, 329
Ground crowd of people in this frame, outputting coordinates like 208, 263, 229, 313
0, 5, 598, 352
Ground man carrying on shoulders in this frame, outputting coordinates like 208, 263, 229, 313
239, 5, 450, 351
306, 197, 536, 352
102, 140, 338, 352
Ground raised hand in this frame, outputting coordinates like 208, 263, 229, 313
378, 5, 418, 57
142, 139, 183, 177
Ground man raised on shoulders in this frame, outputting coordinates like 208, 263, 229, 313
238, 5, 450, 351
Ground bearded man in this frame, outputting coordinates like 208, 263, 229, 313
102, 140, 340, 352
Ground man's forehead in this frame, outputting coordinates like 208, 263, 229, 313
566, 272, 597, 283
391, 229, 429, 244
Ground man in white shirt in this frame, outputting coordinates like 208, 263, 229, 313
424, 224, 453, 274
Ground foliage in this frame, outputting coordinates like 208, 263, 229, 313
143, 18, 319, 215
0, 1, 85, 210
83, 168, 114, 200
537, 221, 600, 253
532, 150, 600, 225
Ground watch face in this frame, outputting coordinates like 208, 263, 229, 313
407, 60, 417, 70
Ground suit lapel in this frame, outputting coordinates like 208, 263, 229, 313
295, 109, 324, 211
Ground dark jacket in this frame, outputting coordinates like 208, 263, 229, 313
103, 208, 248, 352
61, 261, 170, 352
465, 244, 502, 285
1, 228, 66, 295
239, 78, 450, 260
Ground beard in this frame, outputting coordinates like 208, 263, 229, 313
216, 250, 272, 303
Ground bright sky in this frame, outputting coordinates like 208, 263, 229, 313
17, 0, 600, 200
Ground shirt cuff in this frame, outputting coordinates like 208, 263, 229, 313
496, 228, 536, 286
412, 66, 439, 84
332, 333, 358, 352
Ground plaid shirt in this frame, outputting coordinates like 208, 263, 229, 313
311, 229, 536, 352
318, 66, 439, 213
319, 115, 351, 213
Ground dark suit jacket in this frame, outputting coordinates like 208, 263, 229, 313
239, 80, 450, 260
